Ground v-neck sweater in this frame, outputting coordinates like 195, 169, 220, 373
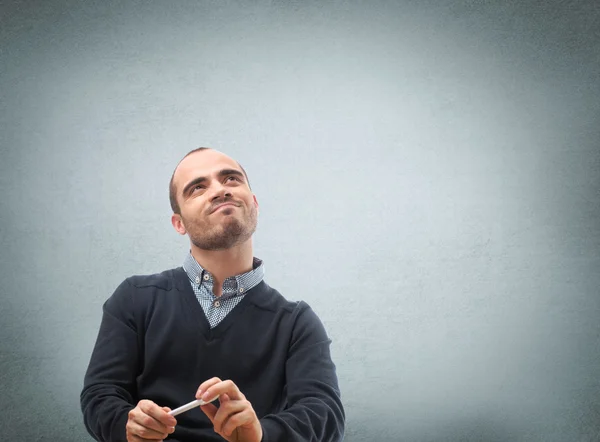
80, 267, 345, 442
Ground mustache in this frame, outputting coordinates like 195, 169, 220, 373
208, 197, 241, 214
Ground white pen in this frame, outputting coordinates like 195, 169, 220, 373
168, 395, 220, 416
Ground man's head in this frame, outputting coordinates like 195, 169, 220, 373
170, 148, 258, 251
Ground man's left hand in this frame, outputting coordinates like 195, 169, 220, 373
196, 377, 262, 442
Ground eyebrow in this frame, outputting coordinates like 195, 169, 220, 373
181, 169, 245, 196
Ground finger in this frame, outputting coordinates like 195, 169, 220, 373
199, 403, 218, 423
212, 398, 248, 434
129, 414, 170, 439
221, 408, 256, 438
127, 420, 170, 440
130, 436, 166, 442
201, 379, 244, 403
160, 408, 176, 435
128, 436, 152, 442
139, 401, 177, 428
161, 406, 176, 432
130, 412, 172, 437
128, 407, 165, 435
196, 377, 222, 399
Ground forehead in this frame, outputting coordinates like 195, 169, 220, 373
174, 149, 241, 187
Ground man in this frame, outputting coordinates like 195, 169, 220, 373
80, 148, 345, 442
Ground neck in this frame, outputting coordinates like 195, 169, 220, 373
189, 238, 254, 296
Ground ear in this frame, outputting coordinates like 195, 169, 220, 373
171, 213, 187, 235
253, 194, 259, 210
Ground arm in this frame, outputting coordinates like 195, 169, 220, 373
194, 303, 345, 442
80, 279, 140, 442
260, 302, 345, 442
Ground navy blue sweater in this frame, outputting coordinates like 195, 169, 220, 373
80, 268, 345, 441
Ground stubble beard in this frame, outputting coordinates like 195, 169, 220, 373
185, 205, 258, 251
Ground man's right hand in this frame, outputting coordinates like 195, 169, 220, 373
126, 399, 177, 441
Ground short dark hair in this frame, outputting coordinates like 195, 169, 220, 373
169, 147, 251, 214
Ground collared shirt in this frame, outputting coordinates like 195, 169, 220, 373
182, 252, 265, 328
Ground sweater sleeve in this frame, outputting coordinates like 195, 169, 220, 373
80, 279, 140, 442
260, 302, 345, 442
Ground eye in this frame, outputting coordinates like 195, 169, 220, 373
226, 176, 241, 183
191, 184, 205, 193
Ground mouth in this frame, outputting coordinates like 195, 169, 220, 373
210, 202, 239, 214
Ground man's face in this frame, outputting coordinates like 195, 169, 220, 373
171, 149, 258, 251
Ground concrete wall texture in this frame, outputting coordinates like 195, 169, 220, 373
1, 1, 599, 440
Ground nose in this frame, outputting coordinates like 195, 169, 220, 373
209, 181, 232, 202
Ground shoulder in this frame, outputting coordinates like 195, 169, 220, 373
249, 281, 323, 325
248, 280, 303, 312
247, 282, 331, 347
105, 267, 185, 307
102, 267, 187, 325
124, 267, 184, 291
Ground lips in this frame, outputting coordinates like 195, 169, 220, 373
210, 202, 239, 214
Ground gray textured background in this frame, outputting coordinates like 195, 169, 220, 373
1, 1, 599, 441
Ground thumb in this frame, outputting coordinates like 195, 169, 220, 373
200, 403, 218, 423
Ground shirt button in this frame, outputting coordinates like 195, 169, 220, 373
239, 287, 244, 293
203, 274, 210, 281
213, 300, 221, 307
195, 276, 200, 284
